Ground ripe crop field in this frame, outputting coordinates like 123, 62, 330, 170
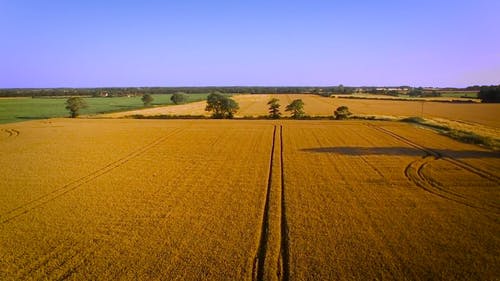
104, 94, 500, 129
1, 119, 499, 280
282, 121, 499, 280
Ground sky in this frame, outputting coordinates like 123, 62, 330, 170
0, 0, 499, 88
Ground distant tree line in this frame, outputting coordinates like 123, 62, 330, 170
407, 88, 442, 98
264, 98, 352, 120
0, 85, 489, 98
0, 86, 356, 97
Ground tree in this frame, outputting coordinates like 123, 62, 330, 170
170, 92, 188, 104
65, 97, 88, 118
338, 84, 344, 93
141, 94, 153, 106
205, 93, 239, 118
408, 87, 424, 97
221, 97, 239, 118
285, 99, 305, 119
334, 106, 352, 120
478, 85, 500, 103
267, 98, 281, 119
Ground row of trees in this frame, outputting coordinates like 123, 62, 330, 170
141, 92, 189, 106
65, 92, 191, 117
265, 98, 351, 119
0, 86, 357, 97
4, 85, 497, 99
266, 98, 306, 119
65, 94, 353, 119
204, 95, 352, 119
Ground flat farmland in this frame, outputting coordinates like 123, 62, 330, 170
282, 121, 499, 280
1, 119, 499, 280
102, 94, 500, 130
1, 119, 272, 280
0, 94, 210, 125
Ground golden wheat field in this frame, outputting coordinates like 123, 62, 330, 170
1, 118, 499, 280
100, 94, 500, 137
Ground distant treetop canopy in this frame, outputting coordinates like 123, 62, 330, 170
478, 85, 500, 103
0, 85, 488, 98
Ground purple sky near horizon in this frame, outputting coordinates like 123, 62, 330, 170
1, 0, 499, 88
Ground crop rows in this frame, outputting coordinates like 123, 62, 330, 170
1, 119, 498, 280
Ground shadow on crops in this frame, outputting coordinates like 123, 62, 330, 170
301, 147, 500, 159
111, 105, 138, 108
16, 116, 48, 120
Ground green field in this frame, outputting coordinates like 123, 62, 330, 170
435, 91, 478, 98
0, 94, 209, 124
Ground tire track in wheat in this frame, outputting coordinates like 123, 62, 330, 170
252, 124, 289, 281
279, 125, 290, 281
0, 127, 184, 224
367, 123, 499, 213
367, 123, 499, 183
1, 128, 20, 138
312, 129, 415, 279
253, 125, 277, 281
11, 127, 188, 279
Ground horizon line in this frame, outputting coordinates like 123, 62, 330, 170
0, 84, 494, 90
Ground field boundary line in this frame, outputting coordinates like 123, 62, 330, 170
0, 127, 185, 224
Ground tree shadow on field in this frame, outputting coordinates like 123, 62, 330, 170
16, 116, 48, 120
301, 147, 500, 159
111, 105, 138, 108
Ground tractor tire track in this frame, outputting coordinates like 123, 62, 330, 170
0, 128, 184, 224
1, 128, 12, 137
11, 127, 188, 279
16, 237, 97, 280
1, 128, 20, 138
252, 124, 289, 281
253, 125, 277, 281
418, 162, 469, 199
418, 162, 500, 211
368, 124, 499, 213
367, 123, 499, 183
405, 157, 468, 204
443, 157, 500, 184
317, 133, 413, 279
279, 125, 290, 281
353, 126, 392, 181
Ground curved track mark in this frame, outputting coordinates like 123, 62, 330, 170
367, 123, 499, 183
11, 129, 20, 136
404, 155, 496, 212
1, 128, 20, 138
418, 162, 500, 211
368, 124, 499, 213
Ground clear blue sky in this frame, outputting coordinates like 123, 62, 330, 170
1, 0, 499, 88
